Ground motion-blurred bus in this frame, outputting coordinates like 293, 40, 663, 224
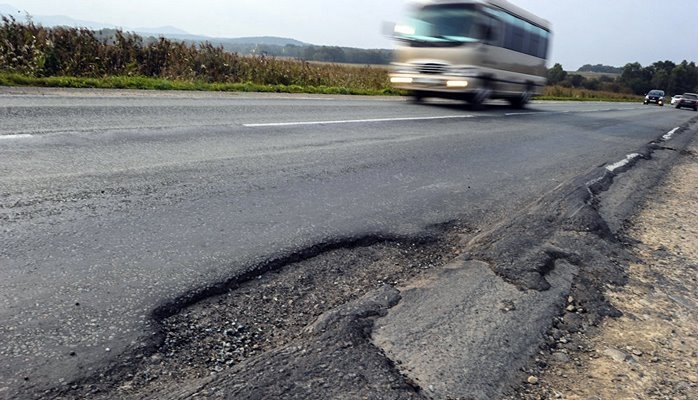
389, 0, 551, 108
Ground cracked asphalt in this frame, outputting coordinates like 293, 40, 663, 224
2, 89, 696, 399
40, 119, 698, 400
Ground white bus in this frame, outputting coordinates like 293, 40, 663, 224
389, 0, 552, 108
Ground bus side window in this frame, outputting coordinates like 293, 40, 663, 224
476, 22, 491, 41
479, 14, 502, 46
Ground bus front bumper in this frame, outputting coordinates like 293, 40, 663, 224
389, 74, 483, 92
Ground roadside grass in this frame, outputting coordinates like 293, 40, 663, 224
0, 72, 641, 102
0, 17, 397, 94
0, 72, 401, 95
539, 85, 641, 102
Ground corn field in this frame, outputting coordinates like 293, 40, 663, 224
0, 16, 392, 92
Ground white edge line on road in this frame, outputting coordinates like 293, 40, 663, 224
243, 115, 473, 128
505, 111, 550, 116
606, 153, 642, 172
663, 127, 680, 141
0, 134, 34, 140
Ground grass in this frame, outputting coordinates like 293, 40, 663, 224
0, 72, 642, 103
539, 85, 641, 102
0, 72, 402, 95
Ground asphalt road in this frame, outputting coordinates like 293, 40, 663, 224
0, 87, 695, 397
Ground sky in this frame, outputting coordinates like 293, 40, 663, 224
2, 0, 697, 71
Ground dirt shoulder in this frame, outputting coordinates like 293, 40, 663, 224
515, 141, 698, 399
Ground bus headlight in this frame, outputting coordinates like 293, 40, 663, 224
391, 77, 414, 84
446, 80, 469, 88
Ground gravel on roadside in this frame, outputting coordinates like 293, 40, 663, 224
512, 141, 698, 399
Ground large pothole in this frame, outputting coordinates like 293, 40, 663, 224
50, 222, 469, 399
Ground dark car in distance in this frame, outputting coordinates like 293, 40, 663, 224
675, 93, 698, 111
643, 89, 665, 106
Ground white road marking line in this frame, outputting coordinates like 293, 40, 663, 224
505, 111, 551, 116
243, 115, 474, 127
663, 127, 680, 141
0, 134, 34, 140
606, 153, 642, 172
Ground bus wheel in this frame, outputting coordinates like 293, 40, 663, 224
469, 87, 491, 109
411, 91, 424, 104
510, 87, 532, 109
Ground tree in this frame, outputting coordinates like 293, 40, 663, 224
619, 62, 653, 95
577, 64, 622, 74
651, 69, 671, 93
547, 63, 567, 85
648, 60, 675, 93
669, 61, 698, 94
567, 74, 586, 88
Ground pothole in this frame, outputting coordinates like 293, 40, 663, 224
53, 222, 470, 398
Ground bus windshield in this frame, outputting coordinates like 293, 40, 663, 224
394, 4, 480, 44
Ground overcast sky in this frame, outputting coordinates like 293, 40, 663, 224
2, 0, 697, 70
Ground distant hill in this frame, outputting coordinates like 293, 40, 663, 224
212, 36, 305, 47
1, 4, 118, 30
577, 64, 622, 74
0, 4, 306, 47
162, 34, 306, 47
133, 25, 190, 36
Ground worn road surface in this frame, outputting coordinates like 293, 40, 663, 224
1, 88, 697, 399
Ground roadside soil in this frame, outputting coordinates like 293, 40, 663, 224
513, 144, 698, 399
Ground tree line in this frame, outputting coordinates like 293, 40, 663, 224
547, 61, 698, 96
224, 43, 392, 65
